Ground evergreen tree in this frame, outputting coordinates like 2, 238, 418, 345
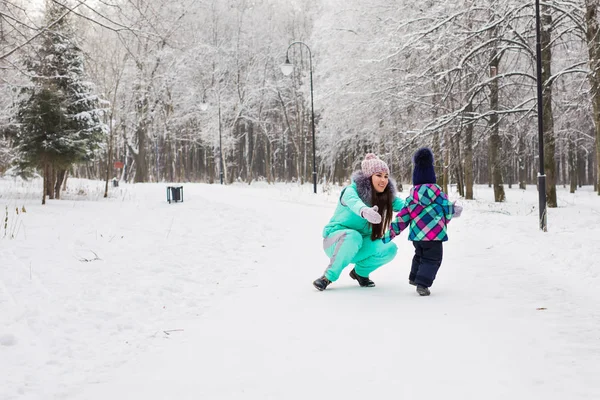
14, 0, 107, 203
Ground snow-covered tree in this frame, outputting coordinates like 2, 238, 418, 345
14, 0, 107, 203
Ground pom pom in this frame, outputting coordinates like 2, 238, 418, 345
412, 147, 436, 185
364, 153, 377, 161
413, 147, 434, 167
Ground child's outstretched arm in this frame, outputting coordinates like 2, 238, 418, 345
453, 203, 463, 217
435, 190, 456, 221
382, 207, 411, 243
392, 195, 405, 212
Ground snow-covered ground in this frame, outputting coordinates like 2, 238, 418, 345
1, 176, 599, 400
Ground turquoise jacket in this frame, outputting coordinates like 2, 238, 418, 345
323, 172, 405, 238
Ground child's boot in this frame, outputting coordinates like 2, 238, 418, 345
416, 285, 430, 296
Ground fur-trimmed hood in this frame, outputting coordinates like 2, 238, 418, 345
351, 171, 398, 206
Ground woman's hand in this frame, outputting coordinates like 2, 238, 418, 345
360, 206, 382, 224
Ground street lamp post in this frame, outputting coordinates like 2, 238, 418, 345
535, 0, 548, 231
200, 89, 224, 185
281, 41, 317, 194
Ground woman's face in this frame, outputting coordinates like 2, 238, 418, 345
371, 172, 389, 193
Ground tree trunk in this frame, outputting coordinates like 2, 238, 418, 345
47, 164, 55, 200
54, 169, 66, 199
560, 146, 567, 187
589, 150, 597, 189
518, 133, 527, 189
104, 128, 113, 198
432, 132, 442, 186
180, 140, 187, 183
62, 170, 68, 191
541, 5, 557, 207
463, 5, 475, 199
585, 0, 600, 194
246, 121, 256, 185
277, 89, 302, 183
265, 131, 272, 184
442, 134, 449, 194
42, 163, 48, 205
489, 50, 505, 202
166, 136, 174, 182
453, 132, 464, 197
575, 150, 594, 187
464, 112, 474, 198
569, 136, 577, 193
133, 119, 149, 183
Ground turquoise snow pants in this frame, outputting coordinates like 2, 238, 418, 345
322, 229, 398, 282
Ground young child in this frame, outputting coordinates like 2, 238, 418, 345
383, 147, 462, 296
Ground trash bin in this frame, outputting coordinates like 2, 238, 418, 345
167, 186, 183, 203
112, 178, 119, 187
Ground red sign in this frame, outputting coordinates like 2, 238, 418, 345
113, 161, 124, 169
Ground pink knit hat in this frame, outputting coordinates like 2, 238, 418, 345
361, 153, 389, 177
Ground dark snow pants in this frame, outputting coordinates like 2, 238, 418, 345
410, 241, 443, 288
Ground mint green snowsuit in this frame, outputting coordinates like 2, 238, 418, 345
322, 182, 404, 281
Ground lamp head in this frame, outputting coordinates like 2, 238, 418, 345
280, 56, 293, 76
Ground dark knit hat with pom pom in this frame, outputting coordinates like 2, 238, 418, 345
412, 147, 436, 185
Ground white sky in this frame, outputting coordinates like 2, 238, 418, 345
23, 0, 44, 13
1, 177, 599, 399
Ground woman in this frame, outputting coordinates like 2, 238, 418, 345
313, 153, 404, 291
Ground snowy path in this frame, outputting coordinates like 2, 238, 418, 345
1, 180, 599, 399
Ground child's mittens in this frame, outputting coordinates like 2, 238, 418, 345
360, 205, 382, 224
382, 229, 395, 243
453, 203, 463, 218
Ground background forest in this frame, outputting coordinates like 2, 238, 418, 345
1, 0, 599, 205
